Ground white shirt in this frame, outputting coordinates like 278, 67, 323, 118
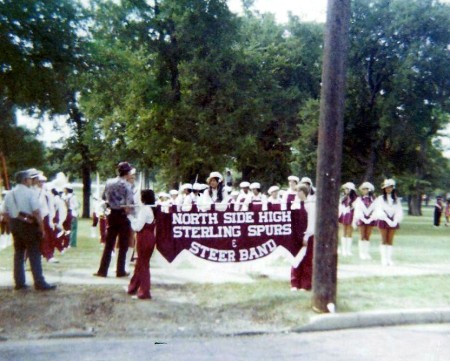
65, 193, 79, 217
373, 195, 403, 227
291, 199, 316, 241
129, 205, 154, 232
198, 187, 228, 211
4, 184, 40, 218
53, 195, 67, 228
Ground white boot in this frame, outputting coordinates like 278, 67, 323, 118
386, 245, 394, 266
358, 240, 365, 260
341, 237, 347, 256
346, 237, 353, 256
363, 241, 372, 260
380, 245, 388, 266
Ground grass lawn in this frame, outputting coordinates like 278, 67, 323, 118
0, 204, 449, 323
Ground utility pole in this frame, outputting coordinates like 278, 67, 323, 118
312, 0, 351, 313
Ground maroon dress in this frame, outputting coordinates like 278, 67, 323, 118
338, 196, 354, 225
128, 222, 156, 299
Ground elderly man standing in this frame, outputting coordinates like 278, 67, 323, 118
94, 162, 135, 278
3, 170, 56, 291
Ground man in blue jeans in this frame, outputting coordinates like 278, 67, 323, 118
3, 170, 56, 291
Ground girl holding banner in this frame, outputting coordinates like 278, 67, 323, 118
290, 184, 316, 291
127, 189, 157, 300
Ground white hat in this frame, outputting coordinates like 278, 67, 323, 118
288, 176, 300, 183
239, 181, 250, 188
206, 172, 223, 184
342, 182, 356, 191
231, 190, 239, 197
359, 182, 374, 192
193, 183, 203, 191
200, 183, 209, 190
158, 192, 170, 198
300, 177, 313, 185
38, 174, 47, 182
169, 189, 179, 196
180, 183, 193, 191
382, 179, 396, 189
250, 182, 261, 190
64, 183, 74, 190
268, 186, 280, 195
27, 168, 41, 179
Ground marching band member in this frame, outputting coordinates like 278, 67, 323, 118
282, 176, 299, 209
177, 184, 193, 209
236, 181, 252, 211
36, 174, 58, 263
127, 189, 157, 300
267, 186, 281, 207
352, 182, 376, 260
373, 179, 403, 266
198, 172, 228, 211
290, 184, 316, 291
338, 182, 357, 257
51, 188, 67, 253
168, 190, 179, 205
249, 182, 267, 211
63, 184, 79, 248
300, 177, 316, 202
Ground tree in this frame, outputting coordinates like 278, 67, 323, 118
0, 0, 93, 215
344, 0, 450, 214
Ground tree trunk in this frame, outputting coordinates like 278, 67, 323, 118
312, 0, 351, 313
67, 93, 92, 218
408, 193, 422, 216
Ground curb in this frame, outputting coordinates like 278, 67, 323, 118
293, 308, 450, 333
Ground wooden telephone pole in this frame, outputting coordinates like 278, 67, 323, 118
312, 0, 351, 313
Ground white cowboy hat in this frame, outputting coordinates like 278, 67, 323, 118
342, 182, 356, 191
382, 179, 396, 189
206, 172, 223, 184
288, 176, 300, 183
359, 182, 374, 192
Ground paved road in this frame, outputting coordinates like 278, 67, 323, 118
1, 324, 449, 361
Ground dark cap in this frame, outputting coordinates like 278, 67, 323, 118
117, 161, 133, 175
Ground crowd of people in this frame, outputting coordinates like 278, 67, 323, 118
1, 161, 407, 297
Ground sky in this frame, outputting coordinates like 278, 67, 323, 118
227, 0, 327, 23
